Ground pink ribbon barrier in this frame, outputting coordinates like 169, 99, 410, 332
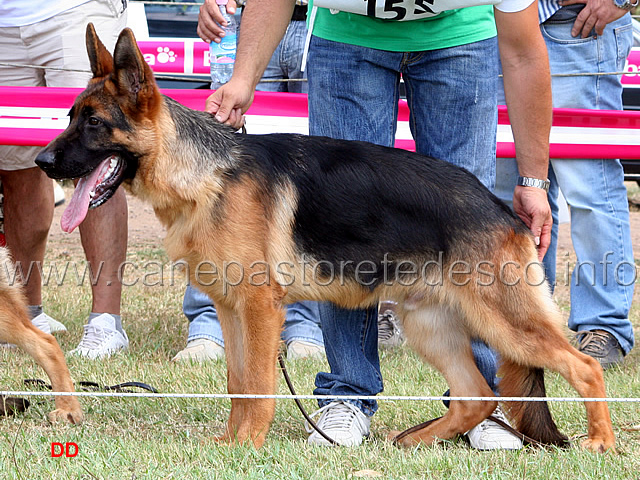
1, 86, 640, 159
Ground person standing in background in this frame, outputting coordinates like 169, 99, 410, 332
0, 0, 130, 358
495, 0, 635, 369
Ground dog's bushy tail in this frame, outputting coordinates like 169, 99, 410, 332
499, 360, 569, 447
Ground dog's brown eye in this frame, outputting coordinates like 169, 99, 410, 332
88, 117, 101, 126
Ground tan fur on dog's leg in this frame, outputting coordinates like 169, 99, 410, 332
1, 311, 82, 424
215, 305, 245, 444
393, 306, 496, 446
459, 266, 614, 452
541, 346, 614, 452
214, 290, 285, 447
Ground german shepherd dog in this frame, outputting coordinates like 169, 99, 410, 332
36, 24, 614, 452
0, 247, 82, 423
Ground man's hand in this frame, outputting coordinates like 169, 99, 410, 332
512, 186, 553, 261
205, 78, 254, 129
560, 0, 629, 38
197, 0, 238, 43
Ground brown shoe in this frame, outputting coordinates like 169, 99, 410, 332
574, 330, 624, 370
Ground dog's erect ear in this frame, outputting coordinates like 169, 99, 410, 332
112, 27, 160, 113
86, 23, 113, 78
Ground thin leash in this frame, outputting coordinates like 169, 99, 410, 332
278, 352, 548, 448
391, 414, 550, 448
277, 353, 339, 446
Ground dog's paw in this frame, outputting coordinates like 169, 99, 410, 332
580, 437, 615, 454
48, 408, 84, 425
212, 434, 233, 445
387, 430, 417, 447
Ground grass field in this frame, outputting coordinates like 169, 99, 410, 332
0, 188, 638, 479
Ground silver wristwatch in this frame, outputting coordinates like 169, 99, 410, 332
612, 0, 639, 10
517, 176, 550, 192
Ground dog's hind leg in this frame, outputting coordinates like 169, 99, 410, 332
500, 331, 614, 452
215, 290, 285, 448
392, 306, 497, 447
462, 278, 614, 452
0, 305, 82, 424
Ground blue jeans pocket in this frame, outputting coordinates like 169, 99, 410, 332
541, 19, 595, 45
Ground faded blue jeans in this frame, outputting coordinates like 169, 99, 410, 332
495, 12, 635, 355
256, 19, 308, 93
307, 35, 501, 416
182, 284, 324, 347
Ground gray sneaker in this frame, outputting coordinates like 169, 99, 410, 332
575, 330, 624, 369
286, 340, 325, 360
377, 309, 404, 348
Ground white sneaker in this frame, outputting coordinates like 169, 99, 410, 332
31, 313, 52, 334
68, 313, 129, 359
466, 406, 523, 450
172, 338, 225, 362
306, 401, 371, 447
32, 312, 67, 333
286, 340, 325, 360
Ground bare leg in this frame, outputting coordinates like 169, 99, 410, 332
77, 187, 127, 314
1, 168, 53, 306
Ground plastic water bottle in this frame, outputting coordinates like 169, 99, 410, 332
209, 0, 237, 88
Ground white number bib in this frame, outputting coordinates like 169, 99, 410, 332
313, 0, 502, 21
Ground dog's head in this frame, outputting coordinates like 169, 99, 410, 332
36, 23, 162, 232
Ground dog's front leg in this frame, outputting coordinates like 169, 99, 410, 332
216, 292, 285, 448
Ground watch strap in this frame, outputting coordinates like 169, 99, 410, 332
517, 176, 550, 192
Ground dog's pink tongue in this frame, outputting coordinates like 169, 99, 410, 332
60, 159, 111, 233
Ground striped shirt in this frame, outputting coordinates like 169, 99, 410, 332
538, 0, 563, 23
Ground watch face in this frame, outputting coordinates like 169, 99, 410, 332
613, 0, 628, 7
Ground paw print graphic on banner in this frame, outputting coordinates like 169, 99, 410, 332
156, 46, 177, 64
137, 41, 186, 74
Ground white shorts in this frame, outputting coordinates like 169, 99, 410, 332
0, 0, 127, 170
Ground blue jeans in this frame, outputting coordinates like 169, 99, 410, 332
307, 35, 501, 416
256, 20, 308, 93
182, 284, 324, 347
495, 13, 635, 355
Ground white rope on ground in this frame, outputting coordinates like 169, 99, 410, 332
1, 391, 639, 402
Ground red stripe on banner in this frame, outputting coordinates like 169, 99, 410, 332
497, 143, 640, 159
0, 128, 60, 147
0, 87, 309, 117
498, 105, 640, 129
0, 87, 82, 108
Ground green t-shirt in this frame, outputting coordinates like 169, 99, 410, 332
309, 4, 497, 52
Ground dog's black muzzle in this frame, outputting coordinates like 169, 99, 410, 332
35, 149, 66, 180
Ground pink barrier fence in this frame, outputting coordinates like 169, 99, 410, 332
1, 86, 640, 159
